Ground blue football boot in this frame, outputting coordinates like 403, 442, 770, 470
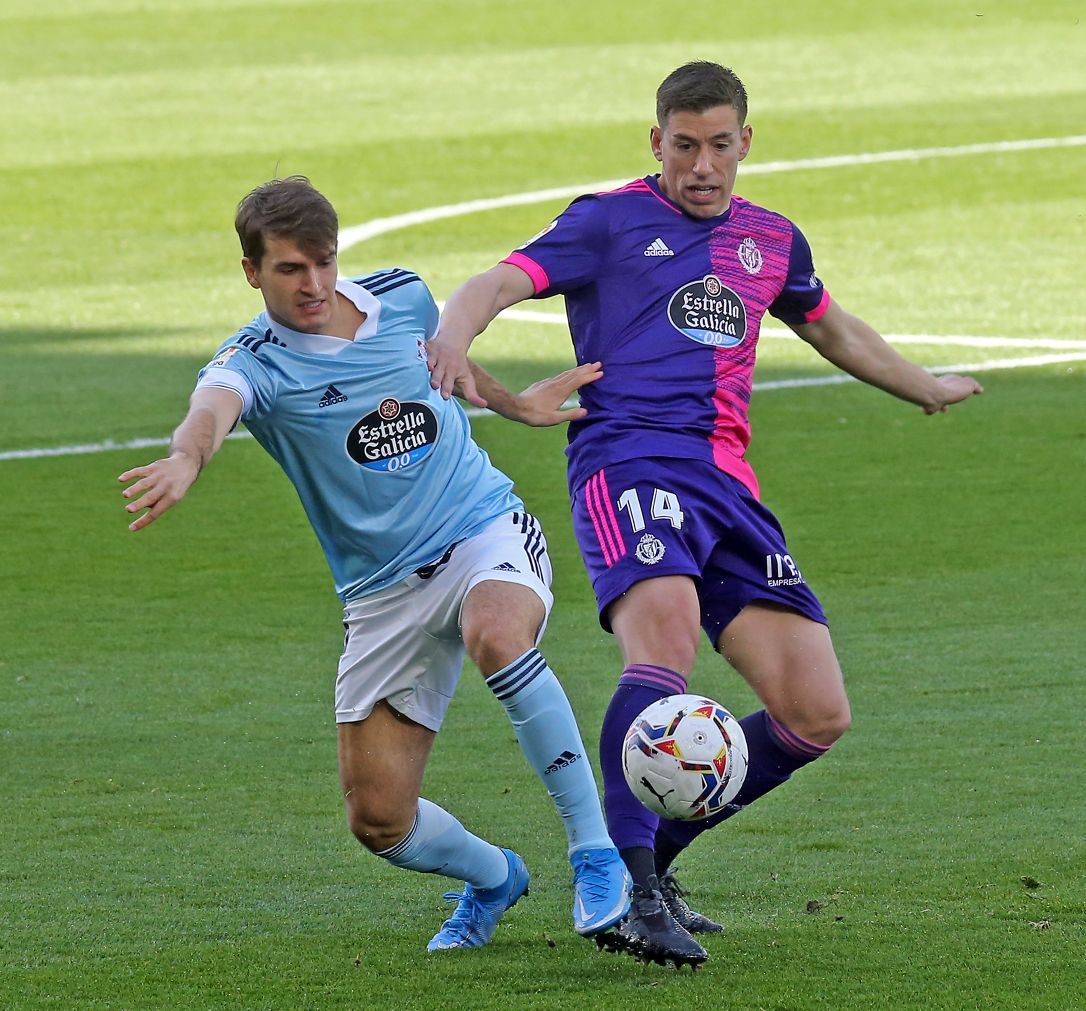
570, 846, 632, 937
427, 848, 530, 951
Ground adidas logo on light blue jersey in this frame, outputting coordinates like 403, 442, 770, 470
643, 238, 674, 257
492, 562, 520, 572
318, 385, 348, 408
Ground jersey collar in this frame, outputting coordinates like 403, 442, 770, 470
264, 278, 382, 354
645, 174, 735, 223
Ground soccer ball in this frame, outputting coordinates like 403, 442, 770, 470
622, 694, 748, 821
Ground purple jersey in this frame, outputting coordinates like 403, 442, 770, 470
503, 176, 830, 499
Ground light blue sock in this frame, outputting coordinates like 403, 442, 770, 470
377, 798, 508, 890
486, 649, 613, 856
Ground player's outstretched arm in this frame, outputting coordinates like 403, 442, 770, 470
427, 263, 536, 406
464, 359, 603, 427
118, 386, 243, 532
793, 301, 983, 413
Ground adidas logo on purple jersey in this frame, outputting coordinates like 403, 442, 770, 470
643, 237, 674, 257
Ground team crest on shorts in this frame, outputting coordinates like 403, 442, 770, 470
635, 533, 666, 565
667, 275, 748, 348
737, 237, 763, 275
347, 398, 438, 473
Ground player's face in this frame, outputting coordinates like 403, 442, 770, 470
242, 234, 339, 333
651, 104, 752, 219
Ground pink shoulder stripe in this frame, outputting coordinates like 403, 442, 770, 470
643, 187, 683, 214
502, 252, 550, 295
596, 179, 652, 196
596, 178, 682, 214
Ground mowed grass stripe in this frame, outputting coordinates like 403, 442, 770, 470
4, 17, 1085, 169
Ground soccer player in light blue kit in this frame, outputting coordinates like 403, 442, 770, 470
118, 177, 631, 952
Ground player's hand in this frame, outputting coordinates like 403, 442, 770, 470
924, 373, 984, 414
426, 338, 485, 407
118, 453, 200, 531
515, 361, 604, 427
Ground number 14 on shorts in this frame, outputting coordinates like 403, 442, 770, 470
613, 482, 804, 588
617, 487, 685, 531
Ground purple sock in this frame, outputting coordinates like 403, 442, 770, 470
599, 665, 688, 850
655, 708, 831, 855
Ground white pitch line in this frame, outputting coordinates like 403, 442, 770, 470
915, 352, 1086, 374
753, 352, 1086, 391
338, 135, 1086, 250
9, 134, 1083, 465
4, 352, 1081, 463
0, 431, 256, 462
496, 307, 1086, 351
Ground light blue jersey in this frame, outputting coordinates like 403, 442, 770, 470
196, 269, 521, 602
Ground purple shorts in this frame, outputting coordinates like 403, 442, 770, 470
571, 458, 827, 644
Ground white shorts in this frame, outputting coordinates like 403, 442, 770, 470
335, 511, 554, 730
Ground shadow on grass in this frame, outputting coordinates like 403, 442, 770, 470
1, 327, 214, 451
0, 323, 191, 349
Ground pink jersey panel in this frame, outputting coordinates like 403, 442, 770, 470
700, 201, 797, 498
709, 352, 760, 499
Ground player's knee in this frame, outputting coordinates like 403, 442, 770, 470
815, 703, 851, 745
344, 791, 413, 853
462, 581, 545, 676
609, 588, 701, 675
463, 623, 534, 677
789, 698, 852, 747
663, 635, 699, 677
620, 630, 698, 679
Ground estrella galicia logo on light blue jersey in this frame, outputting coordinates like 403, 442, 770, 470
667, 274, 747, 348
347, 398, 438, 473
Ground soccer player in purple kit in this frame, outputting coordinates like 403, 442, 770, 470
427, 61, 983, 966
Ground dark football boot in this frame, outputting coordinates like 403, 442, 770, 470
659, 870, 724, 934
597, 875, 708, 969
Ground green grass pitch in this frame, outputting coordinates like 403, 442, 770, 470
1, 1, 1084, 1008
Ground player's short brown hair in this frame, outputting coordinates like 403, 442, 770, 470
656, 61, 748, 126
234, 176, 338, 265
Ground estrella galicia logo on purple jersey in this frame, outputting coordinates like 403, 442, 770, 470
667, 274, 748, 348
347, 398, 438, 473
